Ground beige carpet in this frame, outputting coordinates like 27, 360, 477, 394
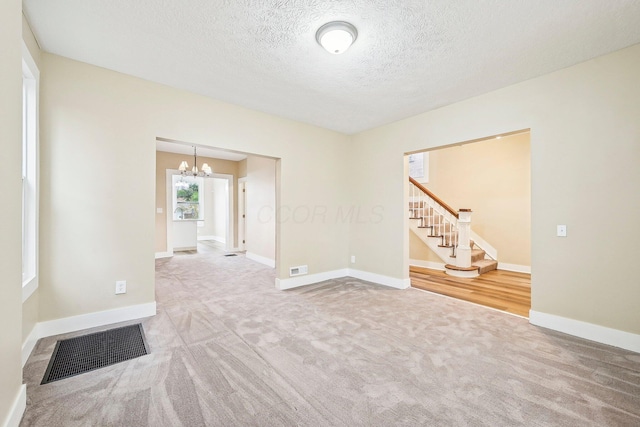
21, 248, 640, 426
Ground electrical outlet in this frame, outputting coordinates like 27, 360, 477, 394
115, 280, 127, 294
289, 265, 308, 277
557, 225, 567, 237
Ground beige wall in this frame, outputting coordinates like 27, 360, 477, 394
155, 151, 240, 253
40, 52, 351, 322
409, 231, 442, 264
352, 44, 640, 334
1, 0, 25, 423
246, 156, 277, 262
414, 132, 530, 266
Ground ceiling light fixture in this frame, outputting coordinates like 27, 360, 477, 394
178, 146, 212, 177
316, 21, 358, 54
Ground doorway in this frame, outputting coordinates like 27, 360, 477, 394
238, 178, 246, 251
406, 130, 531, 316
155, 139, 278, 268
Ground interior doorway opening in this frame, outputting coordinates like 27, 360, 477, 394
405, 129, 531, 317
154, 138, 278, 271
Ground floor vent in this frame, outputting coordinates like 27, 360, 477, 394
41, 323, 149, 384
224, 254, 238, 257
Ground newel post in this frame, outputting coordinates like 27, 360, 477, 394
456, 209, 472, 268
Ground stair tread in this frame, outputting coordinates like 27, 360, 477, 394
473, 259, 499, 275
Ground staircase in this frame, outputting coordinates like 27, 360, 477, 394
409, 177, 498, 278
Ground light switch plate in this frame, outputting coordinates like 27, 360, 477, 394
115, 280, 127, 294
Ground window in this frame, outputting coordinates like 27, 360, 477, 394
22, 43, 39, 301
173, 175, 204, 220
408, 152, 429, 183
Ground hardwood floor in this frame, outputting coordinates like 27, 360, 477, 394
410, 266, 531, 317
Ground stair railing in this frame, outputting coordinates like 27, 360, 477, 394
409, 177, 472, 268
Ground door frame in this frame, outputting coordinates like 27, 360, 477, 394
237, 177, 247, 251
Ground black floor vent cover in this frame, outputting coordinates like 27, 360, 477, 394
41, 323, 149, 384
224, 254, 238, 257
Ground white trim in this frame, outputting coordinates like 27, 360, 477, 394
409, 258, 530, 275
497, 263, 531, 273
155, 251, 173, 259
22, 325, 40, 367
445, 267, 479, 278
3, 384, 26, 427
237, 178, 246, 252
246, 251, 276, 268
37, 302, 156, 339
409, 259, 446, 271
21, 41, 40, 305
529, 310, 640, 354
22, 43, 39, 79
469, 230, 498, 260
165, 169, 177, 254
212, 173, 235, 251
22, 276, 38, 303
275, 269, 349, 290
174, 246, 197, 252
198, 235, 226, 243
348, 269, 411, 289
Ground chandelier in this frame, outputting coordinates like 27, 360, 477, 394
178, 146, 212, 177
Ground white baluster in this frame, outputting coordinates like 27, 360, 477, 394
456, 210, 472, 268
421, 192, 425, 227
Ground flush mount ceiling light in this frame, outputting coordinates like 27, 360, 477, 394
316, 21, 358, 54
178, 146, 212, 177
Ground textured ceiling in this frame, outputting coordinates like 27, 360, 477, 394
23, 0, 640, 134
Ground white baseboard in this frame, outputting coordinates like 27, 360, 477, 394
197, 235, 225, 243
22, 277, 38, 303
174, 246, 197, 252
348, 269, 411, 289
275, 268, 410, 291
22, 325, 40, 367
409, 259, 446, 271
37, 302, 157, 340
275, 269, 349, 290
410, 259, 530, 274
529, 310, 640, 354
155, 251, 173, 259
4, 384, 26, 427
246, 252, 276, 268
498, 263, 531, 273
470, 230, 498, 260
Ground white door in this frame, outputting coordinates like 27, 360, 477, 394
238, 179, 246, 251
